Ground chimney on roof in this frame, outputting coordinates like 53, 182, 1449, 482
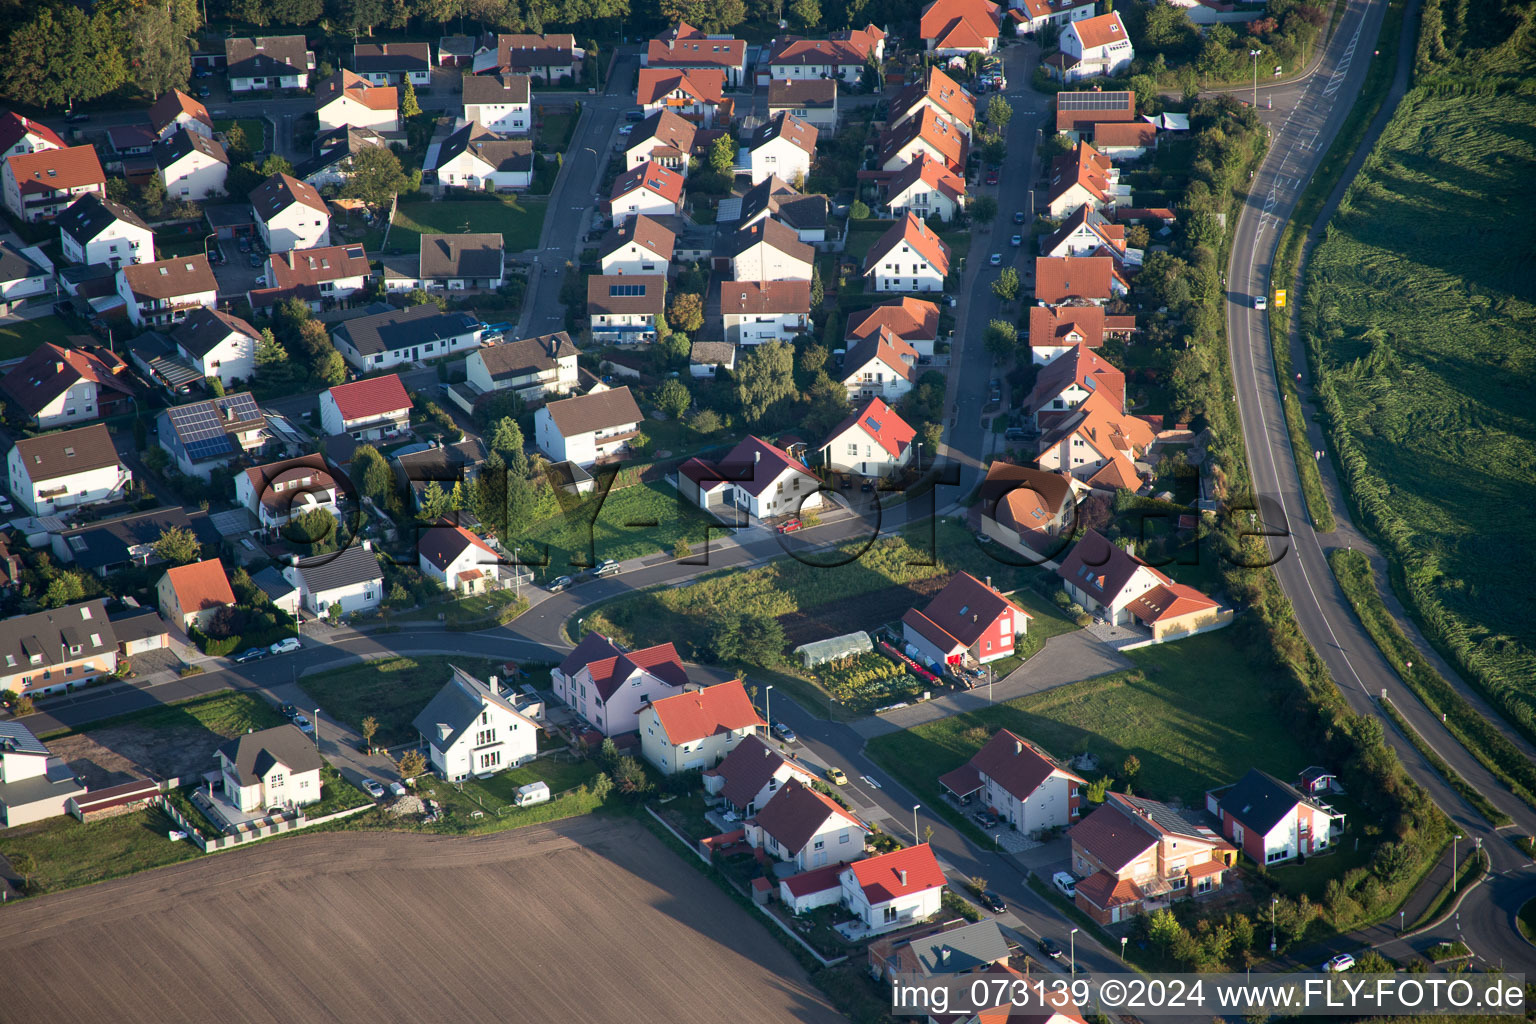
898, 868, 908, 886
54, 361, 64, 374
754, 450, 761, 464
489, 674, 499, 695
1015, 738, 1022, 755
985, 576, 991, 590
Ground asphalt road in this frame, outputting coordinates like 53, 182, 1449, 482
1222, 0, 1536, 971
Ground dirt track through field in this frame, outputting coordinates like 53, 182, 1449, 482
0, 817, 842, 1024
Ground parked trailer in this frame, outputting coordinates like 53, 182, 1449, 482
514, 781, 550, 807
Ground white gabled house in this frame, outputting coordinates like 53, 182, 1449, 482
723, 218, 815, 282
598, 214, 676, 276
720, 280, 811, 346
839, 843, 947, 934
703, 734, 817, 815
1051, 12, 1135, 82
417, 522, 507, 595
609, 161, 685, 224
586, 274, 666, 344
216, 725, 323, 813
237, 454, 340, 530
534, 386, 644, 468
354, 41, 434, 86
250, 173, 331, 253
7, 424, 130, 516
319, 373, 412, 440
284, 541, 384, 618
747, 112, 818, 187
331, 304, 484, 371
225, 35, 315, 92
676, 435, 823, 524
315, 70, 399, 132
116, 255, 219, 328
938, 728, 1085, 834
840, 327, 918, 402
638, 679, 765, 775
170, 307, 261, 387
746, 778, 870, 871
154, 130, 229, 202
819, 397, 916, 478
462, 73, 532, 133
433, 122, 534, 192
465, 331, 580, 401
863, 213, 951, 293
56, 194, 154, 269
885, 154, 966, 223
413, 666, 541, 780
551, 631, 691, 738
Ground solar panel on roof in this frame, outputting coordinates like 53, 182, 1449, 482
1058, 91, 1132, 110
609, 283, 646, 297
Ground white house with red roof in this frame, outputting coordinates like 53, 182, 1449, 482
939, 728, 1085, 834
676, 434, 823, 523
609, 161, 684, 224
1041, 205, 1131, 261
1014, 0, 1098, 35
250, 173, 331, 252
1045, 141, 1125, 218
2, 145, 106, 223
1052, 12, 1135, 82
902, 571, 1030, 669
553, 631, 691, 737
236, 453, 339, 530
747, 777, 870, 870
636, 67, 730, 127
319, 373, 412, 440
846, 297, 941, 357
623, 110, 700, 173
0, 112, 65, 160
1028, 343, 1125, 427
886, 154, 967, 224
639, 679, 764, 773
977, 461, 1079, 562
316, 70, 399, 132
645, 23, 749, 87
840, 843, 947, 933
921, 0, 1001, 54
157, 558, 236, 632
820, 397, 916, 478
1035, 388, 1154, 493
703, 733, 816, 814
1033, 255, 1129, 305
864, 213, 951, 293
890, 67, 976, 139
148, 90, 216, 141
1028, 305, 1137, 365
766, 26, 885, 83
840, 327, 917, 402
1056, 530, 1227, 641
879, 108, 966, 175
252, 243, 371, 313
416, 522, 504, 595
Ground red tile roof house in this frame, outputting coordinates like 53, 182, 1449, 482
0, 341, 135, 429
846, 297, 941, 357
921, 0, 1001, 55
889, 67, 976, 140
319, 373, 413, 440
864, 212, 951, 293
885, 153, 967, 224
746, 777, 870, 870
976, 461, 1078, 562
901, 571, 1031, 670
1054, 89, 1138, 134
609, 160, 685, 224
235, 453, 340, 530
1027, 304, 1136, 366
416, 521, 507, 596
839, 842, 947, 935
1045, 141, 1125, 218
1032, 254, 1129, 305
636, 67, 732, 128
840, 326, 918, 403
156, 557, 236, 632
1027, 342, 1125, 429
1205, 768, 1347, 866
720, 280, 812, 347
2, 145, 107, 223
0, 112, 66, 160
638, 679, 765, 774
473, 33, 584, 82
1056, 529, 1228, 642
703, 733, 817, 815
938, 728, 1085, 835
644, 22, 749, 87
766, 25, 885, 84
1040, 205, 1130, 261
675, 434, 822, 525
1069, 792, 1236, 924
820, 396, 917, 479
554, 631, 691, 738
1034, 388, 1154, 494
250, 243, 371, 314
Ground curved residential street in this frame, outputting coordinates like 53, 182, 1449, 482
1223, 0, 1536, 972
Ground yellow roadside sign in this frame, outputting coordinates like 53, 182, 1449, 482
1275, 289, 1288, 307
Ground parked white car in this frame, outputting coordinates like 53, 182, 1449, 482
270, 637, 301, 654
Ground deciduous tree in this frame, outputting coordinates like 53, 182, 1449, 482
984, 319, 1017, 360
340, 146, 412, 212
667, 292, 704, 333
733, 340, 795, 424
992, 266, 1020, 302
153, 525, 203, 565
655, 377, 691, 418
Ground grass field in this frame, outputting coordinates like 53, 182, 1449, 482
523, 481, 719, 576
0, 314, 75, 359
1303, 82, 1536, 744
302, 655, 504, 746
0, 807, 199, 896
867, 628, 1317, 810
214, 118, 266, 154
389, 196, 548, 254
39, 691, 286, 743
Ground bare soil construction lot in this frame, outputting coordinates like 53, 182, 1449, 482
0, 816, 841, 1024
45, 723, 215, 790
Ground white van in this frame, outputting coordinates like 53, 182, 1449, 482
514, 781, 550, 807
1052, 871, 1077, 899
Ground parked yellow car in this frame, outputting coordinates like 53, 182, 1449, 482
826, 767, 848, 786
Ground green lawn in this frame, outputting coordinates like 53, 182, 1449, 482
0, 807, 200, 896
844, 220, 893, 260
1518, 896, 1536, 942
391, 770, 608, 835
389, 197, 548, 254
471, 756, 600, 805
523, 480, 719, 576
301, 655, 506, 747
1304, 82, 1536, 743
38, 691, 286, 743
0, 314, 76, 360
214, 118, 267, 154
867, 628, 1317, 810
442, 589, 529, 629
536, 110, 576, 152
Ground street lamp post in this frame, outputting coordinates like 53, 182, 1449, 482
913, 804, 921, 844
1250, 50, 1262, 110
1069, 927, 1078, 977
765, 684, 773, 734
915, 441, 923, 473
1270, 897, 1278, 953
1452, 833, 1462, 892
1120, 935, 1128, 962
313, 708, 321, 752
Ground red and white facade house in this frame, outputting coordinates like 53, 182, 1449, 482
555, 631, 691, 738
901, 571, 1031, 670
1205, 768, 1346, 866
318, 373, 413, 440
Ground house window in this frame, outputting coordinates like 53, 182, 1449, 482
476, 728, 496, 745
813, 839, 825, 850
883, 906, 898, 923
480, 750, 501, 769
1266, 849, 1288, 863
840, 832, 849, 843
270, 772, 285, 787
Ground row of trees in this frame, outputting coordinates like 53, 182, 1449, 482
3, 0, 200, 108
